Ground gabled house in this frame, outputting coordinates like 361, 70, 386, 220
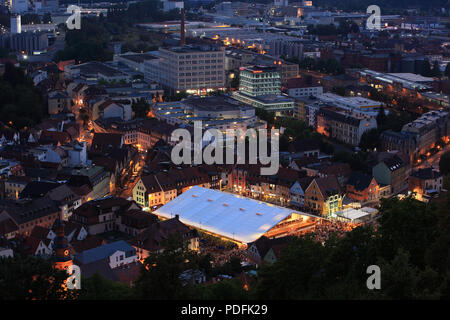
130, 215, 199, 261
74, 240, 138, 271
92, 100, 132, 121
263, 243, 289, 265
0, 217, 19, 239
372, 154, 411, 195
247, 235, 292, 267
39, 130, 71, 146
48, 90, 70, 115
91, 133, 124, 152
289, 176, 314, 208
46, 184, 82, 221
304, 175, 343, 217
346, 172, 379, 204
228, 164, 306, 205
70, 197, 140, 235
408, 168, 443, 201
71, 235, 106, 254
116, 209, 158, 237
19, 236, 52, 256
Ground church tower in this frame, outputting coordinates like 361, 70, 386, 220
53, 219, 72, 271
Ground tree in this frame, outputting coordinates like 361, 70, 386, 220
359, 128, 380, 151
0, 63, 46, 129
439, 151, 450, 175
193, 278, 249, 300
432, 61, 442, 77
54, 17, 113, 63
166, 91, 189, 102
254, 235, 327, 299
42, 13, 52, 24
79, 273, 135, 300
350, 22, 360, 33
332, 86, 346, 96
0, 255, 79, 300
134, 234, 201, 299
375, 249, 420, 299
421, 59, 432, 77
376, 107, 387, 127
131, 98, 150, 118
378, 196, 437, 268
230, 73, 240, 89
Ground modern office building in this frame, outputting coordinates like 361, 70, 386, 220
144, 45, 226, 93
233, 65, 295, 114
238, 65, 281, 96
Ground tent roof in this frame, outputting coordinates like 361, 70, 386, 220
153, 186, 309, 243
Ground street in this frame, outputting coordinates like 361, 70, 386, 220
416, 143, 450, 170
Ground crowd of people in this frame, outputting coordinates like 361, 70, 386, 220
210, 247, 247, 267
312, 219, 354, 243
199, 235, 247, 267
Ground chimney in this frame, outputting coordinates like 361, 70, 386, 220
180, 8, 186, 46
175, 214, 179, 220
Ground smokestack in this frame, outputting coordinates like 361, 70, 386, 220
180, 8, 186, 46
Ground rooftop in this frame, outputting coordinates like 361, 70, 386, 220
154, 186, 314, 243
74, 240, 136, 265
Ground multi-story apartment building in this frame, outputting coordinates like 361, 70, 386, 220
380, 111, 449, 163
401, 110, 450, 156
133, 167, 211, 209
144, 45, 226, 93
283, 77, 323, 98
0, 197, 60, 237
228, 165, 305, 206
317, 106, 377, 146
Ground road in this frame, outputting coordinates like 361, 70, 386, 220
116, 156, 146, 199
416, 144, 450, 170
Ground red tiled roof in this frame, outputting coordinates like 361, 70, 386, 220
319, 163, 351, 178
0, 218, 19, 237
39, 130, 71, 145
